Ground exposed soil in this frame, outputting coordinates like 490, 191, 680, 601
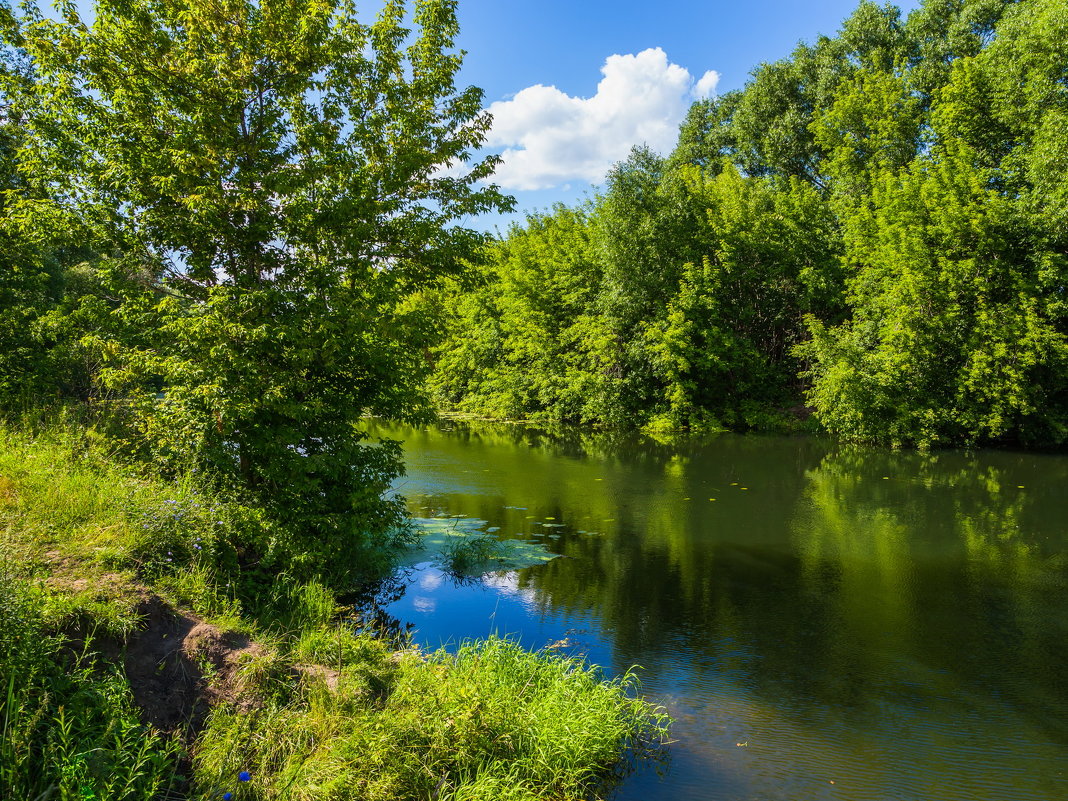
123, 595, 262, 737
39, 549, 264, 738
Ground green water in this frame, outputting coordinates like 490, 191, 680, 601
368, 420, 1068, 800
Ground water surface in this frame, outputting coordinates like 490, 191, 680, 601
366, 420, 1068, 801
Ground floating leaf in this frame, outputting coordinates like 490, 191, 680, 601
395, 517, 560, 573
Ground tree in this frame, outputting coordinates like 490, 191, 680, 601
647, 165, 842, 430
1, 0, 512, 574
799, 136, 1068, 447
731, 1, 911, 190
666, 91, 741, 176
430, 204, 604, 424
588, 146, 705, 426
799, 0, 1068, 447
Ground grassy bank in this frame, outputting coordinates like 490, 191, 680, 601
0, 424, 667, 800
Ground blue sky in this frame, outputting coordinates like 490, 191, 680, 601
440, 0, 922, 232
69, 0, 923, 231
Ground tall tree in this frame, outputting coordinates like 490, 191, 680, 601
430, 204, 604, 424
800, 0, 1068, 447
647, 165, 842, 430
589, 146, 704, 426
1, 0, 512, 572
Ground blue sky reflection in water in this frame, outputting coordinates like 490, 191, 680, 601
369, 420, 1068, 801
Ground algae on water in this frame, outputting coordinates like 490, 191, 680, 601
395, 517, 561, 574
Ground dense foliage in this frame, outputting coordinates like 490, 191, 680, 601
0, 0, 511, 571
432, 0, 1068, 447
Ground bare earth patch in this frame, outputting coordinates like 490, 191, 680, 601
123, 596, 262, 736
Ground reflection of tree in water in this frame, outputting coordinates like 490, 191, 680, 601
516, 442, 1068, 737
368, 416, 795, 469
342, 572, 414, 647
786, 445, 1068, 739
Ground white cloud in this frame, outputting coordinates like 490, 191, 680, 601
485, 48, 719, 191
694, 69, 722, 100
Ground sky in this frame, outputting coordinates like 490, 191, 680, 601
68, 0, 924, 232
436, 0, 922, 232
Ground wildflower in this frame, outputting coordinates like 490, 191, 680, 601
239, 770, 251, 782
223, 794, 232, 800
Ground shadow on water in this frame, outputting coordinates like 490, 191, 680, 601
363, 419, 1068, 801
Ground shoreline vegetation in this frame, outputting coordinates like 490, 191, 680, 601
0, 0, 1065, 797
0, 422, 669, 800
427, 0, 1068, 450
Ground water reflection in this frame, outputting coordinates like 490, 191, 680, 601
365, 420, 1068, 800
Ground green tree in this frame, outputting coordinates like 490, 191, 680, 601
666, 91, 741, 176
903, 0, 1014, 104
813, 69, 923, 215
799, 138, 1068, 447
431, 204, 604, 424
2, 0, 512, 573
800, 0, 1068, 447
731, 1, 911, 189
0, 59, 119, 410
647, 165, 842, 430
588, 146, 705, 426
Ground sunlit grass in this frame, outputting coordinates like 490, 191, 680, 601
197, 634, 668, 801
0, 422, 670, 801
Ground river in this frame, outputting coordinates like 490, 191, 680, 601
364, 419, 1068, 801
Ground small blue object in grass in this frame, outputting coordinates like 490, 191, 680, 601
222, 794, 232, 800
239, 771, 251, 782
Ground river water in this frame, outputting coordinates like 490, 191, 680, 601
365, 420, 1068, 801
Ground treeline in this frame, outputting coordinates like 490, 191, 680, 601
429, 0, 1068, 448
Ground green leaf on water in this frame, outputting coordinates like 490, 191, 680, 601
395, 518, 561, 574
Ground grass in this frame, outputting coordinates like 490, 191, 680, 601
196, 634, 667, 801
0, 561, 181, 801
0, 422, 669, 800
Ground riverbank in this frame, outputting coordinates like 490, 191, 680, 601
0, 424, 667, 800
367, 417, 1068, 801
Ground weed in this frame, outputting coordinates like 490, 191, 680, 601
440, 533, 505, 575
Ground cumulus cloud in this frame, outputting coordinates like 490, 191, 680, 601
694, 69, 721, 99
484, 48, 720, 191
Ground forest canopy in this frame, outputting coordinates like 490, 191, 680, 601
429, 0, 1068, 449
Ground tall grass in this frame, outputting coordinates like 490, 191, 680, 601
0, 422, 256, 624
0, 563, 180, 801
195, 634, 668, 801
